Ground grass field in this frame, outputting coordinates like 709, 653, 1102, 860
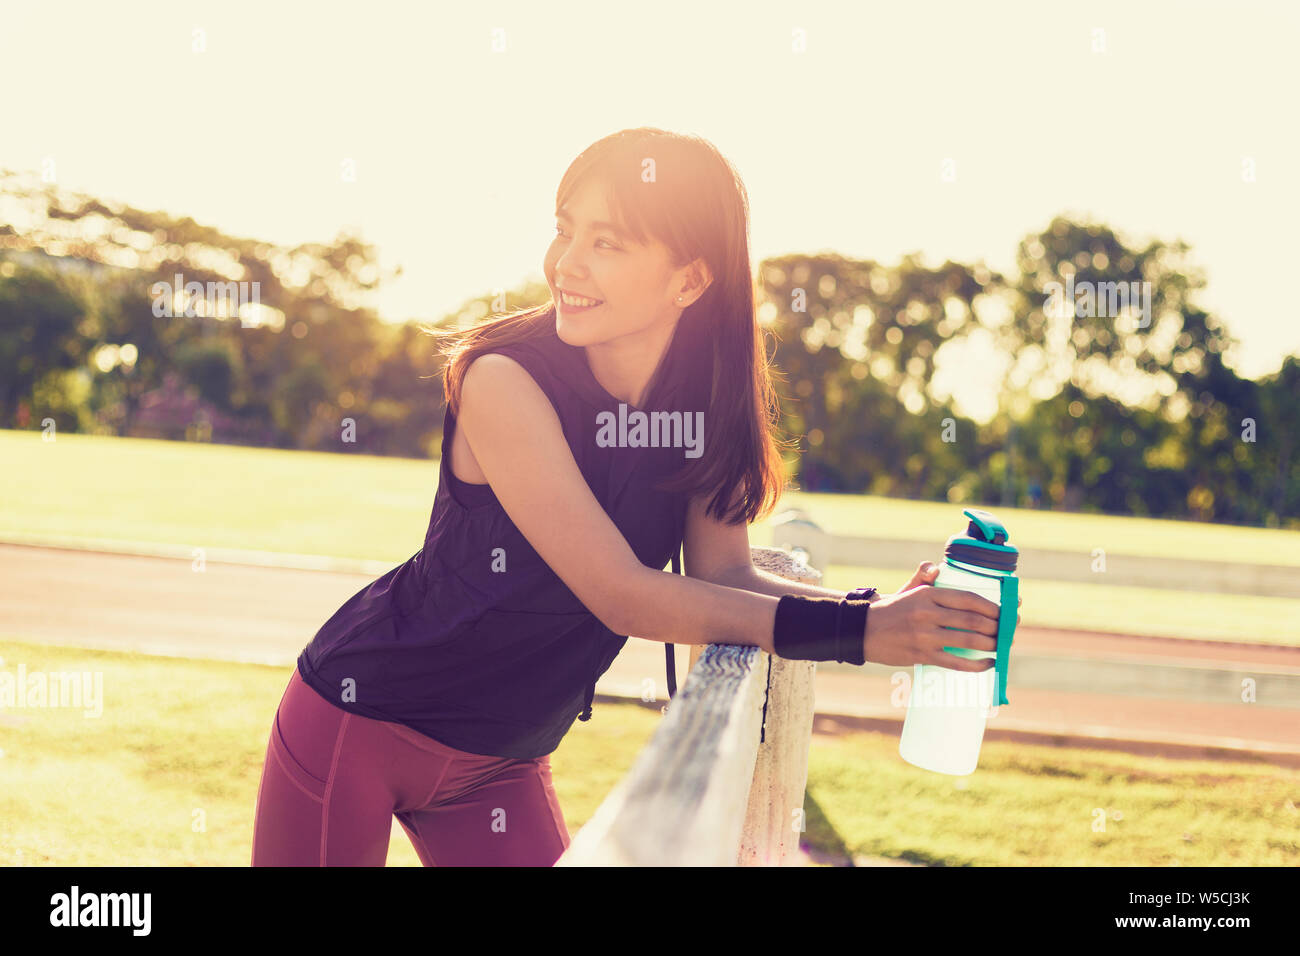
1, 638, 1295, 867
4, 429, 1298, 643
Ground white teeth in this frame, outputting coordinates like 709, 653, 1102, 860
561, 292, 600, 307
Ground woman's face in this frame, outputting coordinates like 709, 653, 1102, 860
544, 179, 689, 348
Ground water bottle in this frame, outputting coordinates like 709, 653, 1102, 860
898, 508, 1020, 776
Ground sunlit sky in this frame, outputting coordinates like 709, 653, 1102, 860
2, 1, 1296, 422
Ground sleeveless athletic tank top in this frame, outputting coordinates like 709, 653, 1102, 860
296, 321, 693, 759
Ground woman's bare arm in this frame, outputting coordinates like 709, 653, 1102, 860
710, 564, 866, 600
679, 489, 896, 600
457, 353, 781, 653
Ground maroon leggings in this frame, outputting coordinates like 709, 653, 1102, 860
252, 668, 571, 866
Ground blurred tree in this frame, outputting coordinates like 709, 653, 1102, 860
998, 218, 1253, 518
1253, 356, 1299, 525
173, 340, 241, 411
0, 264, 89, 425
762, 252, 995, 498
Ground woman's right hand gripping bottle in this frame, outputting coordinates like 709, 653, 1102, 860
898, 508, 1020, 776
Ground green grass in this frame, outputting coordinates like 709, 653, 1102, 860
1, 429, 434, 561
807, 727, 1299, 866
822, 565, 1300, 645
0, 637, 1295, 866
4, 429, 1297, 643
6, 429, 1298, 565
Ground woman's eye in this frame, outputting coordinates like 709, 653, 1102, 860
553, 225, 618, 250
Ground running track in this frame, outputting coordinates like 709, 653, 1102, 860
3, 543, 1298, 765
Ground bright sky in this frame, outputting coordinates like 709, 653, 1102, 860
2, 1, 1296, 420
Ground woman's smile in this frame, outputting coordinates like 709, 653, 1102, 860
558, 296, 603, 314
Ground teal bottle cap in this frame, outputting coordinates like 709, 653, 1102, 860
964, 508, 1008, 544
945, 508, 1018, 572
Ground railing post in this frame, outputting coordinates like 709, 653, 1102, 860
768, 507, 829, 578
736, 535, 822, 866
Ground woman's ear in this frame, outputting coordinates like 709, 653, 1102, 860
678, 259, 713, 306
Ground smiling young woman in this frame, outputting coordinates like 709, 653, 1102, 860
250, 127, 1001, 868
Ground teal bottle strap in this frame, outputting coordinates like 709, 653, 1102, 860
994, 575, 1018, 706
944, 563, 1018, 705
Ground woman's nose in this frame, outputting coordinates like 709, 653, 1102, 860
555, 255, 585, 280
554, 245, 590, 278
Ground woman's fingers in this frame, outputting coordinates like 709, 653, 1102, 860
931, 587, 1000, 620
946, 610, 998, 636
936, 628, 998, 653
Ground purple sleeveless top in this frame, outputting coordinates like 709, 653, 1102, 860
296, 323, 692, 758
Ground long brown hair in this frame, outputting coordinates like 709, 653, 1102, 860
422, 127, 789, 526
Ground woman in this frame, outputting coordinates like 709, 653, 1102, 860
251, 127, 1002, 867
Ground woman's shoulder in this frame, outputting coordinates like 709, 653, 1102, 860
467, 329, 601, 413
462, 345, 558, 406
468, 326, 562, 381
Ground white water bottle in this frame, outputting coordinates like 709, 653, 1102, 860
898, 509, 1020, 776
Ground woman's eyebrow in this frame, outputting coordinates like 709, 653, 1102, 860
555, 207, 631, 242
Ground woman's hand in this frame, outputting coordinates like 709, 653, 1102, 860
884, 561, 1023, 626
862, 562, 1004, 670
894, 561, 941, 593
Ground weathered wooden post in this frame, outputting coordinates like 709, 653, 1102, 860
557, 512, 825, 866
736, 544, 820, 866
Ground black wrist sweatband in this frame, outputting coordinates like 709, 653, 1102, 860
772, 595, 868, 666
845, 587, 877, 602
